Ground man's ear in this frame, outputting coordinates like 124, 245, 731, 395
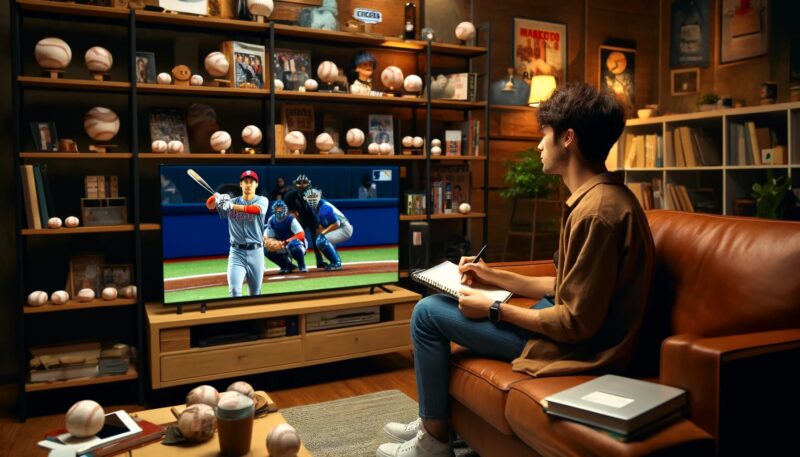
561, 129, 576, 148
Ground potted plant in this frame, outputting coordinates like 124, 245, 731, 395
751, 171, 791, 220
500, 148, 561, 199
696, 92, 720, 112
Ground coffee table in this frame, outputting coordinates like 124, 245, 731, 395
128, 392, 312, 456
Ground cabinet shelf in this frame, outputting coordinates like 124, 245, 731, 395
24, 298, 137, 314
431, 212, 486, 220
22, 225, 137, 235
275, 154, 425, 161
139, 153, 266, 160
134, 9, 268, 32
430, 155, 486, 161
137, 83, 269, 98
430, 100, 487, 110
18, 76, 131, 92
20, 152, 133, 159
276, 90, 422, 106
25, 366, 138, 393
400, 215, 427, 221
17, 0, 129, 20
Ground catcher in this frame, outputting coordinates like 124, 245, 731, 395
303, 188, 352, 271
264, 200, 308, 274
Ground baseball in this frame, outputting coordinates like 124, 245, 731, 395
242, 125, 262, 145
367, 142, 380, 154
274, 79, 284, 91
190, 74, 204, 86
403, 74, 423, 93
66, 400, 105, 438
167, 140, 184, 154
304, 78, 318, 91
412, 136, 424, 148
346, 128, 365, 147
157, 72, 172, 84
317, 60, 338, 83
227, 381, 255, 399
285, 130, 306, 151
151, 140, 168, 153
77, 288, 95, 302
204, 51, 229, 78
51, 290, 70, 305
47, 217, 63, 229
34, 37, 72, 70
431, 145, 442, 155
121, 285, 137, 298
379, 143, 392, 154
455, 21, 476, 41
65, 216, 80, 228
431, 138, 442, 147
381, 66, 404, 89
178, 404, 216, 442
247, 0, 274, 17
101, 287, 118, 300
210, 130, 232, 152
84, 46, 112, 73
186, 385, 219, 408
458, 202, 471, 214
267, 423, 301, 457
401, 136, 413, 147
27, 291, 48, 307
315, 132, 334, 152
84, 107, 120, 142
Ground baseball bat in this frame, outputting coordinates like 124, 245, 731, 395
186, 169, 215, 195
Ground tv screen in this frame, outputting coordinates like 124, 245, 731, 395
160, 164, 399, 305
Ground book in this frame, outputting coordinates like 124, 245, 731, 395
411, 261, 513, 303
542, 375, 687, 437
89, 418, 165, 456
19, 165, 35, 229
33, 165, 49, 224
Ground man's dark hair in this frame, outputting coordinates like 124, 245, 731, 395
536, 82, 625, 163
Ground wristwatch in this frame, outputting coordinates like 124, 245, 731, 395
489, 300, 502, 322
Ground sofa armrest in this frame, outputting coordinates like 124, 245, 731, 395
487, 260, 556, 277
660, 329, 800, 449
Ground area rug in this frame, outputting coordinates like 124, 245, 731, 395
280, 390, 478, 457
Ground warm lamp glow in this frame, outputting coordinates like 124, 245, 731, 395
528, 75, 557, 107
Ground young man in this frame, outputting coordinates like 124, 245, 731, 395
303, 188, 353, 271
284, 174, 324, 268
206, 170, 269, 297
264, 200, 308, 274
377, 83, 655, 457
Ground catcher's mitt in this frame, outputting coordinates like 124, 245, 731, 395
264, 238, 284, 252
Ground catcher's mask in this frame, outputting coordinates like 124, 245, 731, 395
303, 188, 322, 210
272, 200, 288, 221
293, 174, 311, 190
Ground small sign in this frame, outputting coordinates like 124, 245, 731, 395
372, 169, 392, 182
354, 8, 382, 25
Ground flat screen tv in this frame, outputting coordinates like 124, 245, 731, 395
159, 164, 399, 305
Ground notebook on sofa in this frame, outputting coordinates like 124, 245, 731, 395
411, 261, 513, 303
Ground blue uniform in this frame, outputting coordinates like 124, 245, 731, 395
265, 214, 307, 273
312, 200, 353, 270
219, 195, 268, 296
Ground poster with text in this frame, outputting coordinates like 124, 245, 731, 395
513, 18, 567, 85
720, 0, 768, 63
670, 0, 710, 68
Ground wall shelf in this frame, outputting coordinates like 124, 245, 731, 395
20, 152, 133, 159
134, 9, 268, 32
24, 298, 137, 314
17, 0, 129, 20
18, 76, 131, 92
139, 153, 265, 160
22, 225, 137, 235
137, 83, 269, 98
25, 367, 138, 393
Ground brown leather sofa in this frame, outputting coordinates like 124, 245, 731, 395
449, 211, 800, 456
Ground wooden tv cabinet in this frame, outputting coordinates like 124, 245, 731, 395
146, 285, 421, 389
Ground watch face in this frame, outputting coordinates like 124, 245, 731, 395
490, 301, 501, 321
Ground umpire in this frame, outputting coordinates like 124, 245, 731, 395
283, 174, 326, 269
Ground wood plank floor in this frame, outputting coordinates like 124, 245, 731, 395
0, 351, 417, 456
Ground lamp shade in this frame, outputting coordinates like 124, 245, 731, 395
528, 75, 557, 107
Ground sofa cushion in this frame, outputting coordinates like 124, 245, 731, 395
507, 377, 714, 457
449, 349, 531, 435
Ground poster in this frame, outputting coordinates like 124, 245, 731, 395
720, 0, 768, 63
670, 0, 711, 68
599, 46, 636, 116
513, 18, 567, 85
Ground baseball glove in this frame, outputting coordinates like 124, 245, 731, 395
264, 237, 284, 252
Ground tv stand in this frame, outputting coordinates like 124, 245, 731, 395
370, 285, 393, 294
146, 285, 420, 389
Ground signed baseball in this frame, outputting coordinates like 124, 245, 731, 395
168, 140, 184, 154
431, 145, 442, 155
156, 72, 172, 84
247, 0, 274, 17
273, 79, 284, 91
242, 125, 262, 145
315, 132, 334, 152
121, 285, 137, 298
455, 21, 476, 41
403, 74, 423, 93
101, 287, 118, 300
458, 202, 471, 214
178, 404, 216, 442
84, 107, 120, 142
151, 140, 168, 153
412, 136, 424, 148
379, 142, 392, 154
35, 37, 72, 70
65, 216, 80, 228
367, 142, 380, 154
51, 290, 70, 305
77, 288, 95, 302
186, 385, 220, 408
47, 217, 63, 229
227, 381, 255, 399
204, 51, 229, 78
267, 423, 301, 457
66, 400, 104, 438
346, 128, 365, 147
431, 138, 442, 147
304, 78, 318, 91
381, 66, 404, 89
401, 136, 413, 147
190, 74, 204, 86
317, 61, 338, 83
285, 131, 306, 151
27, 291, 48, 307
84, 46, 113, 73
210, 130, 232, 152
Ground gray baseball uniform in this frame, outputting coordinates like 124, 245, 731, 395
219, 195, 269, 296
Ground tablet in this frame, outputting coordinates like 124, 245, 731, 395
38, 409, 142, 455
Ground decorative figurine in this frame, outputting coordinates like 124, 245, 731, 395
210, 130, 232, 154
455, 21, 476, 44
247, 0, 273, 23
284, 130, 306, 154
350, 51, 376, 95
381, 66, 404, 95
317, 60, 338, 91
84, 46, 113, 81
241, 125, 262, 154
35, 37, 71, 79
204, 51, 231, 87
84, 106, 119, 153
297, 0, 338, 31
316, 132, 334, 154
172, 65, 192, 86
403, 74, 422, 96
346, 128, 365, 154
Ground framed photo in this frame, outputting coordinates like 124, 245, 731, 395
281, 103, 315, 136
69, 254, 104, 296
273, 48, 311, 91
159, 0, 208, 16
224, 41, 266, 89
671, 67, 700, 96
368, 114, 394, 148
149, 108, 190, 153
433, 165, 470, 208
513, 18, 567, 85
720, 0, 768, 64
670, 0, 711, 68
405, 192, 426, 216
599, 45, 636, 116
135, 52, 156, 83
102, 264, 133, 291
29, 121, 58, 152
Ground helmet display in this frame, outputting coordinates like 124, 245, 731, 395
293, 174, 311, 189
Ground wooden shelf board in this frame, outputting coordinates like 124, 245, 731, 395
139, 153, 267, 159
274, 24, 425, 51
275, 154, 425, 161
18, 76, 130, 91
430, 100, 487, 110
26, 367, 138, 392
137, 83, 269, 98
276, 91, 422, 106
140, 223, 161, 231
430, 155, 486, 161
22, 225, 136, 235
134, 9, 268, 32
725, 165, 791, 170
429, 41, 488, 57
25, 298, 136, 314
430, 212, 486, 220
18, 0, 129, 19
626, 101, 800, 126
400, 215, 427, 221
491, 104, 534, 111
20, 152, 133, 159
661, 166, 724, 171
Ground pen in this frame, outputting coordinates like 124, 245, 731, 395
461, 244, 488, 283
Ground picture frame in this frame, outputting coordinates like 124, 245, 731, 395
135, 52, 156, 83
720, 0, 768, 64
281, 103, 315, 137
368, 114, 394, 149
273, 48, 311, 91
405, 192, 426, 216
149, 108, 190, 153
513, 17, 567, 85
29, 121, 58, 152
671, 67, 700, 96
599, 45, 636, 116
102, 264, 133, 291
670, 0, 711, 68
159, 0, 208, 16
69, 254, 105, 297
223, 41, 266, 89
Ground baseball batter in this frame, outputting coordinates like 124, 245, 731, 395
264, 200, 308, 274
205, 170, 268, 297
303, 188, 353, 271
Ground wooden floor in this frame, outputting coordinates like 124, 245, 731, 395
0, 351, 417, 456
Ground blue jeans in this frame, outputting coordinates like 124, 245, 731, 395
411, 294, 536, 420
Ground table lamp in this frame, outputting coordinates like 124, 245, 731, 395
528, 75, 556, 107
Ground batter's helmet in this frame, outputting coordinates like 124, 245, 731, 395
272, 200, 288, 220
303, 188, 322, 209
293, 174, 311, 187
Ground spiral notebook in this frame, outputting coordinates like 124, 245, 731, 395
412, 261, 513, 303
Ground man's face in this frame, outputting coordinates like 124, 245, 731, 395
356, 62, 374, 79
240, 177, 258, 194
538, 125, 569, 175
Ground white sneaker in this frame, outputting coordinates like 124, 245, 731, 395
376, 429, 454, 457
383, 417, 422, 443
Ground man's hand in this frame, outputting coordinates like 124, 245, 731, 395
219, 199, 233, 211
458, 287, 493, 320
458, 256, 496, 286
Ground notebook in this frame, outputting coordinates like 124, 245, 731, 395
411, 261, 513, 303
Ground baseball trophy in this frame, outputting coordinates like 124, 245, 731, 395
241, 125, 262, 154
84, 46, 113, 81
380, 66, 404, 96
204, 51, 231, 87
172, 65, 192, 86
346, 128, 365, 154
247, 0, 273, 23
317, 60, 338, 92
210, 130, 232, 154
315, 132, 335, 154
455, 21, 476, 45
403, 74, 423, 98
284, 130, 306, 155
84, 106, 120, 153
35, 37, 71, 79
